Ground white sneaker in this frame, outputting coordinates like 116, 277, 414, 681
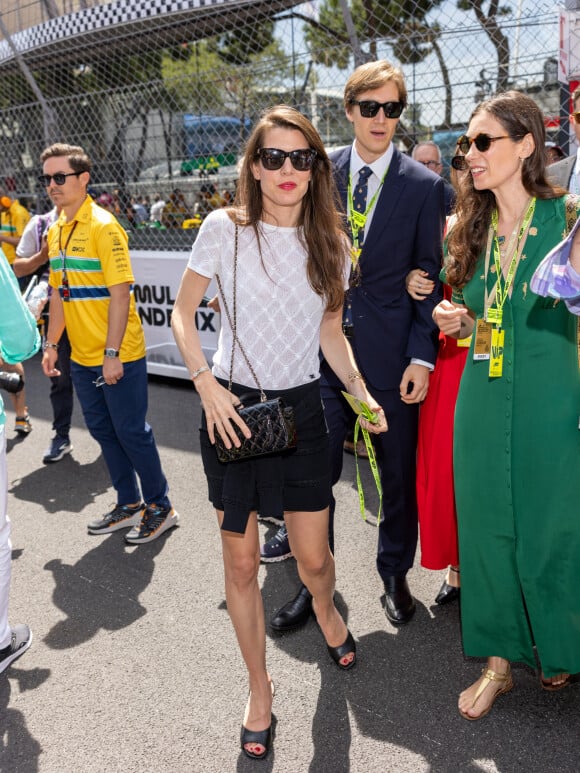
0, 624, 32, 674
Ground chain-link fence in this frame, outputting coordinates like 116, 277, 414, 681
0, 0, 565, 243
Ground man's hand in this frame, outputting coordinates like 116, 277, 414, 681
102, 356, 124, 385
42, 348, 60, 378
400, 363, 429, 404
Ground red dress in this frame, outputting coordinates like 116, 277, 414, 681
416, 285, 468, 569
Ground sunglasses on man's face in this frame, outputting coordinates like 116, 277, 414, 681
571, 111, 580, 122
349, 100, 405, 119
456, 134, 511, 154
37, 172, 81, 187
256, 148, 317, 172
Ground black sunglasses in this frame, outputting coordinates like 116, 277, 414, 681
451, 155, 468, 171
456, 134, 511, 154
349, 100, 404, 119
256, 148, 317, 172
38, 171, 81, 187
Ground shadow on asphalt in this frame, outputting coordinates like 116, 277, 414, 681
42, 529, 177, 650
255, 533, 580, 773
0, 673, 45, 772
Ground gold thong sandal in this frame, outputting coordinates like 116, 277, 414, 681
459, 665, 513, 721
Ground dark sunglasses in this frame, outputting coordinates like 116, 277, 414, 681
451, 155, 467, 171
256, 148, 317, 171
38, 171, 81, 186
571, 111, 580, 121
456, 134, 511, 154
349, 100, 404, 119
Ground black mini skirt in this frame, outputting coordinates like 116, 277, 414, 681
200, 378, 330, 534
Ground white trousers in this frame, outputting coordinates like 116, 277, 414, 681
0, 426, 12, 649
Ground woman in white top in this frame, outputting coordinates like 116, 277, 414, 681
171, 105, 386, 760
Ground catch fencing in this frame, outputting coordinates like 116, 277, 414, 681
0, 0, 565, 238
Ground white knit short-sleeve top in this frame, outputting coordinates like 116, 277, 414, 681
188, 208, 346, 390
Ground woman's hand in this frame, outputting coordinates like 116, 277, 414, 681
433, 299, 472, 338
360, 405, 388, 434
195, 374, 252, 448
406, 269, 435, 301
347, 381, 388, 433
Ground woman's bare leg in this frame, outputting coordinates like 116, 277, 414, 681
217, 510, 272, 755
285, 508, 354, 666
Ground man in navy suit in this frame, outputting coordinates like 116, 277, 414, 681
269, 60, 445, 630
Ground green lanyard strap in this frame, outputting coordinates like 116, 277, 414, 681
347, 168, 387, 261
352, 417, 383, 525
489, 197, 536, 314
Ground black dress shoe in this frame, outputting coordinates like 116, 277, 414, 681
434, 581, 460, 605
270, 585, 312, 633
383, 576, 416, 625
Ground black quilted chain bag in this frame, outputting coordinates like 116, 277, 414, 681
213, 226, 297, 464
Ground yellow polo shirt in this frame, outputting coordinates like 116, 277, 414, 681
47, 196, 146, 366
0, 199, 31, 264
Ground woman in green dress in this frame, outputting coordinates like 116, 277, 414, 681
433, 91, 580, 720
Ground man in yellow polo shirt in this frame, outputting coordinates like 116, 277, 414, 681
0, 194, 32, 435
0, 195, 30, 267
40, 143, 178, 544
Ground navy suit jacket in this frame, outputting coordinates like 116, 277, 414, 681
323, 145, 445, 392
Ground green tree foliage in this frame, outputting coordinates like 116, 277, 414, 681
303, 0, 445, 68
207, 20, 276, 66
457, 0, 511, 92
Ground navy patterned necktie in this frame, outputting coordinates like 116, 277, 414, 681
352, 165, 372, 245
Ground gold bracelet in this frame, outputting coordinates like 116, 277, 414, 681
347, 370, 363, 382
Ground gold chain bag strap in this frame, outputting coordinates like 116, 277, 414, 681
213, 224, 297, 463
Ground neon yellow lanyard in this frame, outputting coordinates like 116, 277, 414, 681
486, 197, 536, 324
352, 417, 383, 525
347, 168, 387, 262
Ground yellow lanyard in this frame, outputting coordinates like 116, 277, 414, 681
485, 198, 536, 326
347, 168, 387, 265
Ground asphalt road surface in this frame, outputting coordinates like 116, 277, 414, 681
2, 354, 579, 772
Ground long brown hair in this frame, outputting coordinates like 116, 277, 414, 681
446, 91, 565, 288
232, 105, 347, 312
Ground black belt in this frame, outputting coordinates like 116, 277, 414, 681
342, 324, 354, 339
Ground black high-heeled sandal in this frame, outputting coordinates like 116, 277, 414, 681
240, 722, 274, 760
327, 630, 357, 670
240, 682, 275, 760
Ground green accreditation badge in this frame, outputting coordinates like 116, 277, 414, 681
489, 327, 505, 378
341, 391, 383, 523
485, 307, 503, 326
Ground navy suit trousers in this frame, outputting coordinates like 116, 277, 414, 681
322, 383, 419, 579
